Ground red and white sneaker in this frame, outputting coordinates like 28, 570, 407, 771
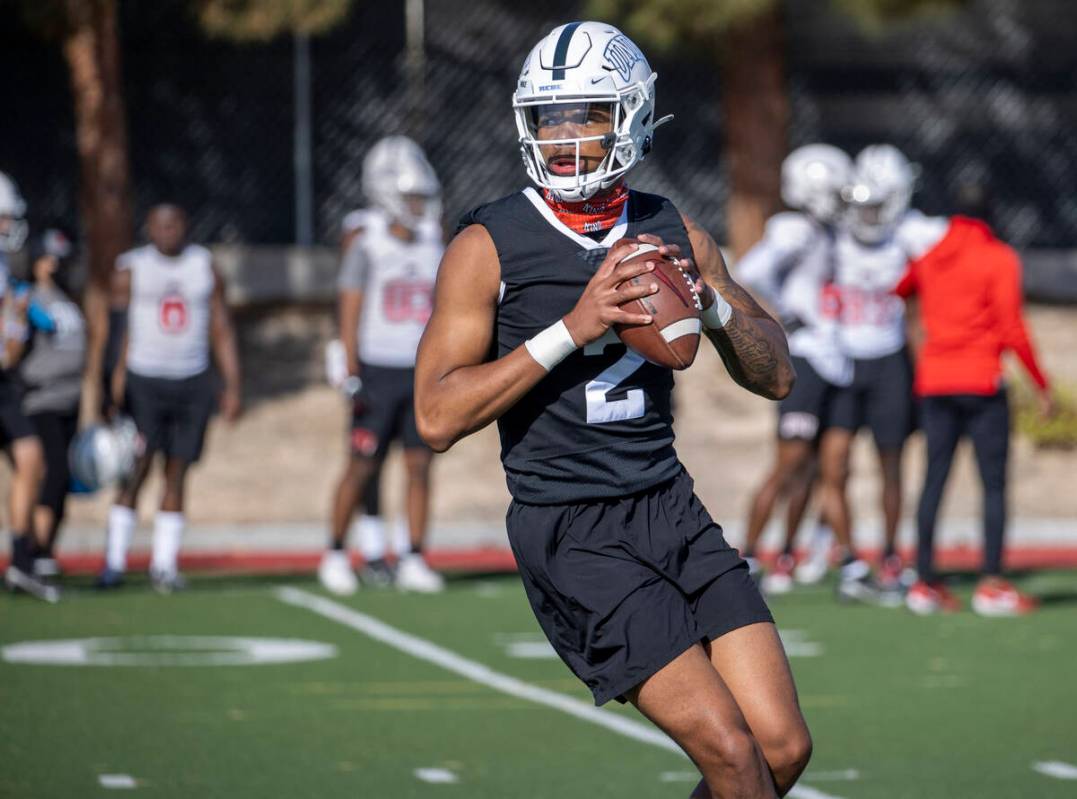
762, 553, 796, 595
971, 579, 1038, 617
905, 580, 961, 615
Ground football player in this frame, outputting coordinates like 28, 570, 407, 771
320, 136, 444, 595
819, 145, 948, 603
736, 144, 853, 594
1, 172, 54, 601
7, 230, 86, 581
415, 23, 811, 797
98, 204, 242, 592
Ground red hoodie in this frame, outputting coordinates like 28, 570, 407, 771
895, 216, 1049, 397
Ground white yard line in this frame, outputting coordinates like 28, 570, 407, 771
98, 774, 137, 789
1032, 761, 1077, 780
275, 587, 846, 799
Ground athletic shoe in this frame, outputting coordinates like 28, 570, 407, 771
905, 580, 961, 615
761, 553, 796, 595
5, 565, 60, 603
874, 554, 907, 608
95, 568, 126, 590
794, 526, 832, 585
971, 579, 1038, 617
359, 557, 395, 589
318, 550, 358, 596
33, 557, 61, 579
836, 559, 879, 604
150, 570, 188, 595
395, 554, 445, 593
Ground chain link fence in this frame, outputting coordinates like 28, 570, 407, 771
3, 0, 1076, 251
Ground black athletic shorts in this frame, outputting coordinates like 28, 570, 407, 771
507, 469, 773, 706
349, 363, 427, 458
777, 356, 838, 442
126, 369, 216, 463
0, 379, 36, 447
829, 348, 915, 450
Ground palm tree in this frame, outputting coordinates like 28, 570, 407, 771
586, 0, 967, 256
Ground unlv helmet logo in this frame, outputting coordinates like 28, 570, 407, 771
159, 291, 189, 333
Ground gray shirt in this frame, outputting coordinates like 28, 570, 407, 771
19, 284, 86, 415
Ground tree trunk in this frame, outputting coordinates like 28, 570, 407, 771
720, 6, 789, 259
62, 0, 132, 422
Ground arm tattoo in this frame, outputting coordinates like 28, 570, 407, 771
685, 216, 795, 399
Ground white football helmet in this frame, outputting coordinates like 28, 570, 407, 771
361, 136, 441, 230
68, 417, 140, 492
843, 144, 916, 243
780, 144, 852, 225
0, 171, 28, 252
513, 21, 672, 202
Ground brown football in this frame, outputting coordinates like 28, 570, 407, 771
613, 242, 703, 370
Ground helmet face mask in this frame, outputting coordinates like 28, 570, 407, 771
513, 23, 671, 202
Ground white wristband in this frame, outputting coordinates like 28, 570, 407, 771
525, 319, 578, 372
701, 292, 733, 330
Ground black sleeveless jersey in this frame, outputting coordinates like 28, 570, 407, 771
459, 187, 694, 505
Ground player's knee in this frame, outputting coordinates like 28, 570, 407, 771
694, 724, 759, 782
765, 725, 812, 782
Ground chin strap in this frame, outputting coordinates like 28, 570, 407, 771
542, 183, 629, 235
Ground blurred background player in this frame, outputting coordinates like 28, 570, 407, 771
99, 204, 241, 592
7, 229, 86, 580
737, 144, 852, 594
319, 136, 443, 595
898, 215, 1053, 616
0, 171, 52, 601
819, 144, 947, 604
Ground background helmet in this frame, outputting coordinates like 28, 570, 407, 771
780, 144, 852, 225
0, 171, 28, 253
68, 417, 140, 492
843, 144, 916, 243
361, 136, 441, 230
513, 21, 672, 202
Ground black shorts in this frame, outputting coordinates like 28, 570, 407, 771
126, 369, 216, 463
829, 348, 915, 450
507, 469, 773, 706
777, 356, 838, 442
0, 380, 36, 447
349, 363, 427, 458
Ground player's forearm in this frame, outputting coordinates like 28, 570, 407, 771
705, 289, 795, 401
212, 322, 242, 392
416, 347, 548, 452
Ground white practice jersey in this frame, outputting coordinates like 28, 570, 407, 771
338, 209, 443, 368
736, 212, 851, 386
834, 210, 949, 360
118, 243, 214, 379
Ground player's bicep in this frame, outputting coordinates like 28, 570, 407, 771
417, 225, 500, 381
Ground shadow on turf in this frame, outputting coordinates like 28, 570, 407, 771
50, 569, 521, 598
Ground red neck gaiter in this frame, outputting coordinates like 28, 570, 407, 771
542, 184, 629, 235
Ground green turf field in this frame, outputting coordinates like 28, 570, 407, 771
3, 569, 1077, 798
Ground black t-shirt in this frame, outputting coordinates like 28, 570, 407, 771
459, 187, 694, 505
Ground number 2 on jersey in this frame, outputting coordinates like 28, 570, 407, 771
584, 331, 646, 424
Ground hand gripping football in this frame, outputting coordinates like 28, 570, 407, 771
614, 242, 702, 370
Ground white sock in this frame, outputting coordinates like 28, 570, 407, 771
151, 511, 185, 577
392, 518, 411, 558
105, 505, 137, 573
357, 515, 387, 561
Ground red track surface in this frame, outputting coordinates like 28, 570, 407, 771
4, 545, 1077, 575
